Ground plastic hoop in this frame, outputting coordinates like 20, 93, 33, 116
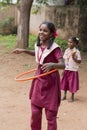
15, 68, 57, 82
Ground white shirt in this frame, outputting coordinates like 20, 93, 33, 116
63, 47, 81, 71
35, 42, 60, 65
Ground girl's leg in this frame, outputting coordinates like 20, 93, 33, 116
68, 93, 74, 102
31, 103, 42, 130
45, 109, 58, 130
62, 90, 67, 100
71, 93, 74, 101
72, 93, 74, 100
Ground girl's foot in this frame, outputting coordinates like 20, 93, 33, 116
62, 91, 67, 100
62, 96, 66, 100
68, 98, 74, 102
68, 94, 74, 102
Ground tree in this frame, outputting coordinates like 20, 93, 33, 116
16, 0, 87, 50
16, 0, 48, 48
16, 0, 62, 49
16, 0, 34, 48
0, 0, 14, 4
0, 0, 87, 50
78, 0, 87, 51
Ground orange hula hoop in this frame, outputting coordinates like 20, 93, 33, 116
15, 68, 58, 82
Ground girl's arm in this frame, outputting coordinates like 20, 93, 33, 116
72, 52, 81, 64
72, 56, 81, 64
41, 58, 65, 72
12, 48, 35, 56
51, 58, 65, 69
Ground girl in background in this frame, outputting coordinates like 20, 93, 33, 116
13, 21, 65, 130
61, 36, 81, 102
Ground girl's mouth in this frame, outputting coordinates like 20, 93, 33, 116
39, 35, 45, 40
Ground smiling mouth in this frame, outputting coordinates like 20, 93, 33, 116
39, 35, 44, 37
39, 35, 44, 40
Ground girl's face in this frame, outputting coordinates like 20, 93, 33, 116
38, 24, 51, 43
68, 38, 76, 49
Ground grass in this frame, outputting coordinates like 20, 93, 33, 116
0, 34, 67, 51
28, 34, 37, 50
0, 34, 17, 49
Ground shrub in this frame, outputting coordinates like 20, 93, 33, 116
0, 17, 17, 35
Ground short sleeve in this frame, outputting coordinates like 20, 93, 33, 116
77, 50, 81, 60
54, 47, 63, 60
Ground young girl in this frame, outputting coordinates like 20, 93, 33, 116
61, 36, 81, 102
13, 21, 65, 130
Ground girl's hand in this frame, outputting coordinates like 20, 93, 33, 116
41, 63, 55, 72
72, 51, 81, 64
72, 51, 77, 60
12, 48, 25, 54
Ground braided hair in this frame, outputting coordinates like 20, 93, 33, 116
37, 21, 57, 49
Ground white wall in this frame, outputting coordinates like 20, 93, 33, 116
47, 0, 64, 5
30, 5, 79, 39
33, 0, 64, 5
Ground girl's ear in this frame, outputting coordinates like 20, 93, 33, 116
49, 33, 53, 37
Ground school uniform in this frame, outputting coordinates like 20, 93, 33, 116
29, 42, 63, 130
61, 47, 81, 93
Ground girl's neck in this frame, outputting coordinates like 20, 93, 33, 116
40, 40, 48, 47
69, 47, 75, 50
41, 44, 47, 49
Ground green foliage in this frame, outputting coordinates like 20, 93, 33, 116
0, 34, 17, 49
11, 26, 17, 34
29, 35, 67, 50
36, 0, 48, 5
36, 0, 43, 4
0, 0, 12, 5
0, 17, 14, 28
55, 37, 67, 51
0, 34, 67, 51
29, 34, 37, 49
0, 2, 7, 6
0, 0, 19, 5
80, 0, 87, 5
31, 5, 40, 14
0, 17, 17, 35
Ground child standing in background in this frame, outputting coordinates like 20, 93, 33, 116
13, 21, 65, 130
61, 36, 81, 102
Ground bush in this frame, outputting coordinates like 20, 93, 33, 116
0, 34, 67, 51
55, 37, 67, 51
0, 17, 14, 28
0, 17, 17, 35
29, 34, 67, 50
28, 34, 37, 49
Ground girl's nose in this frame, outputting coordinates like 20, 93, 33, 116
40, 30, 43, 34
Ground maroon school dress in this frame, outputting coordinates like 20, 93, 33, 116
29, 43, 63, 112
61, 47, 81, 93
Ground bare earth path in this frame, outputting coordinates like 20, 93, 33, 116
0, 47, 87, 130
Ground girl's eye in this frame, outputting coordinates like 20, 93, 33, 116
44, 30, 48, 33
68, 41, 73, 43
39, 29, 42, 31
39, 29, 48, 33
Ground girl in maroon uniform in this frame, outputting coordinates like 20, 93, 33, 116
13, 21, 65, 130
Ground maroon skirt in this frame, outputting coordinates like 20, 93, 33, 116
61, 70, 79, 93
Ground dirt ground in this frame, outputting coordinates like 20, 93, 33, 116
0, 46, 87, 130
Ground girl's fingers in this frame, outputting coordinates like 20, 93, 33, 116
41, 66, 47, 71
12, 50, 19, 54
41, 64, 51, 72
42, 68, 49, 72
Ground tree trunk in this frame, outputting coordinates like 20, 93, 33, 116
78, 0, 87, 51
16, 0, 33, 49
